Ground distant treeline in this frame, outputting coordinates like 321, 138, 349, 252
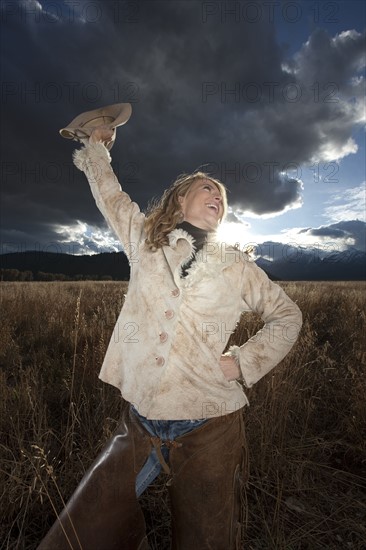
0, 269, 116, 282
0, 251, 131, 281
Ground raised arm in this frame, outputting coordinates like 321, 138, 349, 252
72, 126, 145, 262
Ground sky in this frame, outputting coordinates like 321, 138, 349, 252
1, 0, 365, 261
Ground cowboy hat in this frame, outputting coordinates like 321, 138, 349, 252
60, 103, 132, 149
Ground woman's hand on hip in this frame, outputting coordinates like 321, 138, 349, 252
219, 355, 241, 381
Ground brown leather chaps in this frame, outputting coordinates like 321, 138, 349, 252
37, 406, 247, 550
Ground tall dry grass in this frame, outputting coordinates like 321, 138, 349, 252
0, 280, 365, 549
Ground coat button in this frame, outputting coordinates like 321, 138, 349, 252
171, 288, 180, 297
156, 356, 165, 367
159, 332, 168, 343
165, 309, 174, 319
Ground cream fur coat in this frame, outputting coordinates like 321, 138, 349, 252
73, 142, 302, 420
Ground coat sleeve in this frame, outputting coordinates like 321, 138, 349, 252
227, 256, 303, 388
72, 142, 145, 263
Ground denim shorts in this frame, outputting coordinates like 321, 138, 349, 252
131, 405, 208, 497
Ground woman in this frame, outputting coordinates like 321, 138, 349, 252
38, 126, 302, 549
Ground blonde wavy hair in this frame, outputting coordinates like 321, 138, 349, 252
144, 171, 228, 251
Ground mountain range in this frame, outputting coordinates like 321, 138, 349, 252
1, 247, 365, 281
255, 247, 365, 281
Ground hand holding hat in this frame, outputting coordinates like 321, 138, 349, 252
60, 103, 132, 150
89, 125, 116, 149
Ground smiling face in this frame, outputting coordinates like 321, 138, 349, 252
178, 178, 224, 231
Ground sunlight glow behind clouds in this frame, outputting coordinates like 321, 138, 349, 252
54, 221, 121, 255
312, 137, 358, 163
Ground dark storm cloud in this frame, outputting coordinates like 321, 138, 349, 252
1, 0, 365, 251
297, 220, 366, 252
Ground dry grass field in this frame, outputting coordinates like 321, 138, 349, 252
0, 280, 365, 549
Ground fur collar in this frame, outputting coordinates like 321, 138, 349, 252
166, 228, 244, 286
168, 228, 196, 251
